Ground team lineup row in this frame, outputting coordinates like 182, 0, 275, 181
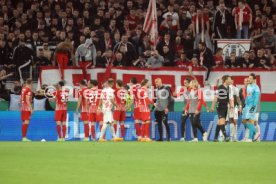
19, 73, 260, 142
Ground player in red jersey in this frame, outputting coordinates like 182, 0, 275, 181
20, 78, 33, 142
87, 80, 103, 140
76, 80, 90, 141
138, 79, 156, 142
52, 81, 69, 141
113, 80, 129, 140
129, 77, 142, 141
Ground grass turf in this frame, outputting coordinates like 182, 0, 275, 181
0, 142, 275, 184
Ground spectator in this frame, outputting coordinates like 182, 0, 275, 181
54, 39, 73, 80
225, 52, 241, 68
157, 34, 175, 60
113, 35, 137, 66
146, 50, 164, 68
133, 50, 151, 68
160, 14, 178, 37
213, 48, 224, 67
175, 52, 190, 68
113, 52, 125, 67
41, 43, 52, 62
263, 29, 276, 53
13, 40, 33, 84
75, 39, 97, 81
163, 4, 180, 22
97, 49, 113, 68
162, 45, 175, 66
197, 42, 215, 84
0, 69, 13, 100
174, 36, 184, 57
240, 51, 255, 68
234, 0, 253, 39
213, 1, 233, 39
188, 56, 201, 74
179, 9, 192, 31
255, 49, 271, 69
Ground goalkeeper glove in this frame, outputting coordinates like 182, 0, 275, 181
249, 106, 256, 113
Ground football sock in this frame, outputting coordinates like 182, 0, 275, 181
56, 125, 61, 138
113, 123, 117, 134
22, 124, 29, 138
145, 123, 150, 138
84, 123, 89, 138
120, 124, 125, 138
135, 123, 141, 137
62, 125, 66, 138
230, 123, 234, 139
141, 123, 146, 138
91, 124, 95, 140
220, 125, 227, 138
110, 124, 116, 138
214, 125, 220, 140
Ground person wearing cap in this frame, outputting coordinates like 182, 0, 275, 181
75, 38, 97, 81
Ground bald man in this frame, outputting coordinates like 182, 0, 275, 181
154, 78, 171, 141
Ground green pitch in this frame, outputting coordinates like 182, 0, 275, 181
0, 142, 275, 184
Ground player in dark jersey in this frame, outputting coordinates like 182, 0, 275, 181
210, 75, 232, 142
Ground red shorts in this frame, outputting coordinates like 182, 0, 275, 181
133, 108, 141, 120
140, 111, 151, 122
56, 52, 69, 68
80, 112, 89, 121
113, 110, 126, 121
21, 111, 31, 121
89, 112, 103, 122
55, 110, 67, 122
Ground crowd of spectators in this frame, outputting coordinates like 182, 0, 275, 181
0, 0, 275, 88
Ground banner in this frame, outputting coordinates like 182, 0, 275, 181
0, 111, 275, 141
217, 39, 251, 59
40, 67, 276, 102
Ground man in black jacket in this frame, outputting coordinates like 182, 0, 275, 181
196, 42, 215, 84
213, 1, 234, 39
13, 40, 34, 84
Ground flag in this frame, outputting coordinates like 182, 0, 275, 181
143, 0, 158, 49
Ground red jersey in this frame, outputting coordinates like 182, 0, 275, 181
138, 87, 154, 113
126, 15, 139, 30
175, 59, 189, 68
79, 87, 90, 112
234, 6, 252, 24
114, 88, 127, 111
130, 84, 140, 108
54, 90, 69, 111
213, 55, 224, 66
88, 88, 101, 113
20, 86, 32, 111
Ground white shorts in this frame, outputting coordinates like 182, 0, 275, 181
103, 111, 113, 123
254, 113, 259, 122
226, 106, 239, 121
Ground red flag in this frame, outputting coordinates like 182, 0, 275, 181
143, 0, 158, 49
